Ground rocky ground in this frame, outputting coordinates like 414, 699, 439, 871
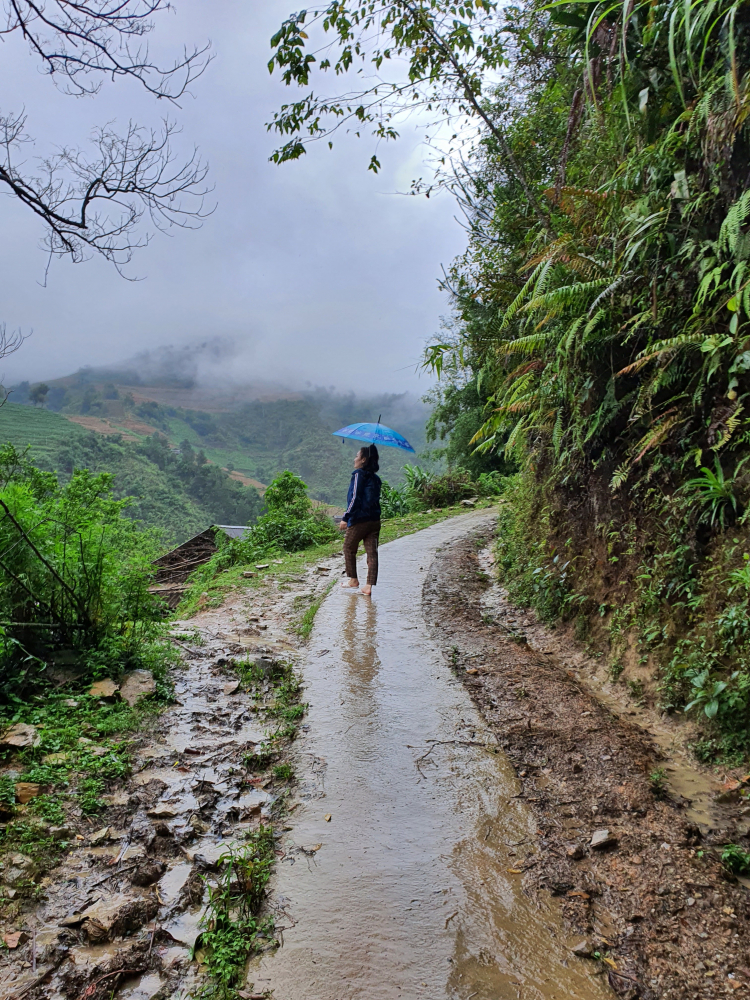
0, 557, 340, 1000
423, 526, 750, 1000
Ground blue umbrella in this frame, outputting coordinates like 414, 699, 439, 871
332, 417, 415, 453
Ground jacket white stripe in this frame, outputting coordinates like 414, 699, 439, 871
344, 471, 360, 517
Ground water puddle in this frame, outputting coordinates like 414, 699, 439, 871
252, 514, 610, 1000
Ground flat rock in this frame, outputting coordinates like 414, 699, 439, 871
223, 680, 241, 695
42, 751, 69, 765
590, 828, 617, 849
77, 893, 158, 942
15, 782, 40, 804
1, 853, 34, 886
3, 930, 27, 949
572, 939, 595, 958
566, 842, 585, 860
89, 826, 110, 846
120, 669, 156, 707
89, 679, 119, 699
0, 723, 39, 749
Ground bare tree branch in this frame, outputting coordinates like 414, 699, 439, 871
1, 0, 211, 99
0, 0, 212, 270
0, 114, 210, 269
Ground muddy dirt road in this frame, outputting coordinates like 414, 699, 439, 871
5, 510, 747, 1000
252, 512, 608, 1000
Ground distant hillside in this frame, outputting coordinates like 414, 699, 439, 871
9, 368, 437, 506
0, 402, 263, 544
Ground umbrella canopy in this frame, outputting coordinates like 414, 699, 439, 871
332, 422, 415, 453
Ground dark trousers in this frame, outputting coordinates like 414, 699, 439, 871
343, 520, 381, 585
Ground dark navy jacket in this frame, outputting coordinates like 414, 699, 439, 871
343, 469, 381, 526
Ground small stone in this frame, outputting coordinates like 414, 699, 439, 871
1, 887, 16, 899
148, 803, 178, 819
572, 940, 594, 958
716, 779, 742, 803
42, 752, 69, 765
89, 679, 119, 699
120, 670, 156, 707
2, 855, 34, 886
242, 571, 256, 578
78, 893, 158, 942
49, 826, 72, 841
15, 782, 41, 804
590, 828, 617, 849
324, 813, 332, 822
3, 930, 27, 949
89, 826, 110, 846
255, 564, 270, 570
0, 723, 39, 749
567, 843, 585, 860
223, 681, 241, 695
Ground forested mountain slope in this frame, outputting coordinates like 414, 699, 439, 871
419, 0, 750, 756
0, 403, 263, 543
10, 375, 433, 506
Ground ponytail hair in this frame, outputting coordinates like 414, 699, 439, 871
359, 444, 379, 473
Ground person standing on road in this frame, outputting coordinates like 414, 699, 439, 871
339, 445, 381, 596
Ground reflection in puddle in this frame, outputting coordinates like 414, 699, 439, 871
253, 515, 611, 1000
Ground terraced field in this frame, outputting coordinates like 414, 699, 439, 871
0, 402, 88, 464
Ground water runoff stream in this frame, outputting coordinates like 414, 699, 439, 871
251, 512, 609, 1000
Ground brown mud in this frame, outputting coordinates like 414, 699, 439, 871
424, 526, 750, 1000
0, 555, 341, 1000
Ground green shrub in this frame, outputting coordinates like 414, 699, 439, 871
0, 444, 172, 700
722, 844, 750, 876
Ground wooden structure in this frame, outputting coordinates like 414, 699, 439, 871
149, 525, 251, 610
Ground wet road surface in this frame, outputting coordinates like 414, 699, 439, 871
252, 513, 609, 1000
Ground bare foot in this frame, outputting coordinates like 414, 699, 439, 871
359, 585, 372, 596
341, 579, 359, 589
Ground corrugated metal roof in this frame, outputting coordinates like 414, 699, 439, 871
214, 524, 252, 539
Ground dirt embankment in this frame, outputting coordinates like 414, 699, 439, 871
423, 527, 750, 1000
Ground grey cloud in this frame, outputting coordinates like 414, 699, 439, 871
0, 1, 463, 394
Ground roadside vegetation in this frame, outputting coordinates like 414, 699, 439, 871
177, 467, 504, 617
265, 0, 750, 761
0, 443, 178, 886
420, 0, 750, 760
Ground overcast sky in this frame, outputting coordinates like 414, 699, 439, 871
0, 1, 465, 395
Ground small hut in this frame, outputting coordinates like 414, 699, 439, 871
149, 525, 251, 609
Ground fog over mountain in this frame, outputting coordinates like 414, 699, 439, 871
0, 1, 463, 396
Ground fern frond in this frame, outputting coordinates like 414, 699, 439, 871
719, 189, 750, 257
